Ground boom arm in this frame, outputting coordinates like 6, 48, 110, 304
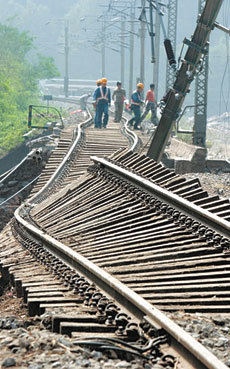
147, 0, 224, 162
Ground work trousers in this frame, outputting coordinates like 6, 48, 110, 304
94, 110, 98, 127
141, 101, 158, 125
96, 102, 109, 128
114, 102, 123, 122
128, 105, 141, 129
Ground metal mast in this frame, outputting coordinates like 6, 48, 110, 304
64, 21, 69, 98
121, 17, 126, 85
165, 0, 178, 91
102, 16, 106, 76
193, 0, 209, 147
129, 3, 135, 99
153, 7, 160, 101
147, 0, 224, 162
140, 0, 146, 86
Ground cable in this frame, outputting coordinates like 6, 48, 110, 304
0, 175, 41, 208
0, 156, 28, 185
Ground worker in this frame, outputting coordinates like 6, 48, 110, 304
93, 79, 102, 128
94, 77, 111, 128
128, 83, 144, 130
112, 81, 126, 123
96, 79, 101, 87
140, 83, 158, 126
79, 93, 91, 111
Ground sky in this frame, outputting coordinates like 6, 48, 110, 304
0, 0, 229, 117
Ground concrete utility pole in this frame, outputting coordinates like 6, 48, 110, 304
140, 0, 146, 87
129, 3, 135, 100
102, 17, 106, 76
121, 17, 125, 84
165, 0, 178, 91
153, 8, 160, 102
64, 21, 69, 98
193, 0, 209, 147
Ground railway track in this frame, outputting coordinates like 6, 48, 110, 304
28, 148, 230, 313
0, 102, 229, 368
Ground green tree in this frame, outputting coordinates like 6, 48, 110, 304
0, 23, 59, 158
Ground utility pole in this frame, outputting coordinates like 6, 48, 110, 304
193, 0, 209, 147
165, 0, 178, 91
121, 17, 125, 84
129, 3, 135, 100
102, 17, 106, 76
147, 0, 224, 162
140, 0, 146, 86
153, 8, 160, 101
64, 21, 69, 98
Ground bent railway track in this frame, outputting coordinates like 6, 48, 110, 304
0, 102, 229, 369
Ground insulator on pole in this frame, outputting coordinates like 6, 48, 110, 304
164, 39, 176, 66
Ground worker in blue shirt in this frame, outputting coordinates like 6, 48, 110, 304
93, 79, 102, 128
128, 83, 144, 130
94, 77, 111, 128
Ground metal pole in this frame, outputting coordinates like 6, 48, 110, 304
64, 21, 69, 98
154, 0, 167, 38
121, 17, 125, 85
129, 3, 135, 100
153, 7, 160, 102
140, 0, 146, 87
147, 0, 223, 162
193, 0, 209, 147
149, 0, 155, 64
165, 0, 178, 91
102, 17, 106, 76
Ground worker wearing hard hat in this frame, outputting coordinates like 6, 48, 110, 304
140, 83, 158, 126
128, 83, 144, 130
94, 77, 111, 128
112, 81, 126, 123
96, 79, 101, 87
93, 79, 102, 127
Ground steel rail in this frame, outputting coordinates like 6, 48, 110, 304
123, 117, 139, 152
91, 156, 230, 238
13, 103, 228, 368
109, 107, 139, 152
0, 97, 83, 188
28, 107, 93, 204
29, 103, 138, 204
14, 204, 228, 369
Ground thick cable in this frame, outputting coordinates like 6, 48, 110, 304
0, 175, 40, 208
0, 156, 28, 185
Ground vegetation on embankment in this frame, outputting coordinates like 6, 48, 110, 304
0, 23, 59, 158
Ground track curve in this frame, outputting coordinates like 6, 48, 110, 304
1, 102, 229, 368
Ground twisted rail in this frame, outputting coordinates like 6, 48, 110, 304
13, 103, 229, 368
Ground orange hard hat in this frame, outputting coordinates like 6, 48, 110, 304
137, 82, 144, 89
101, 77, 107, 84
96, 79, 101, 85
